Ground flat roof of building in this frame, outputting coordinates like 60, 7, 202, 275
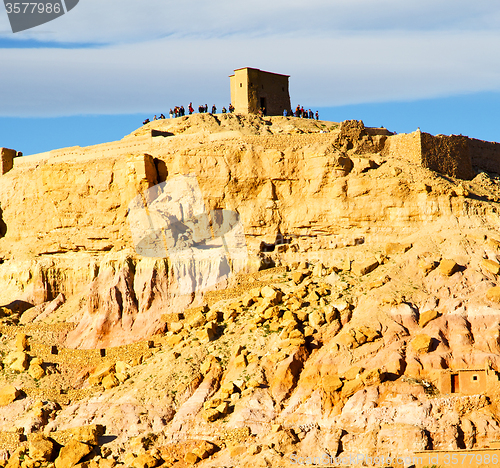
230, 67, 290, 77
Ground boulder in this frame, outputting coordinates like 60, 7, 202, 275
0, 385, 20, 406
419, 309, 439, 328
481, 259, 500, 275
321, 375, 343, 393
184, 452, 200, 465
15, 333, 28, 352
5, 351, 29, 372
486, 287, 500, 303
28, 363, 45, 380
68, 425, 104, 445
410, 334, 433, 353
351, 258, 379, 276
130, 453, 159, 468
102, 373, 119, 390
29, 433, 55, 461
55, 440, 93, 468
341, 378, 364, 398
385, 242, 412, 255
192, 440, 217, 459
439, 259, 459, 276
88, 362, 115, 386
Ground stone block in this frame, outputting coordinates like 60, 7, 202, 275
419, 309, 439, 327
487, 287, 500, 303
0, 148, 17, 175
321, 375, 343, 393
0, 385, 20, 406
410, 334, 433, 353
439, 259, 459, 276
29, 434, 55, 461
351, 259, 379, 276
55, 440, 93, 468
481, 259, 500, 275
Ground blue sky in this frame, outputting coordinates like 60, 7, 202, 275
1, 0, 500, 155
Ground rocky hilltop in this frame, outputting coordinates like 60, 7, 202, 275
0, 114, 500, 467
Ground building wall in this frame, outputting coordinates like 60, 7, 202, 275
420, 133, 474, 180
230, 68, 290, 116
0, 148, 17, 175
469, 138, 500, 175
439, 369, 491, 395
385, 131, 486, 180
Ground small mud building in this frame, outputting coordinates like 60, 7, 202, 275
229, 67, 291, 116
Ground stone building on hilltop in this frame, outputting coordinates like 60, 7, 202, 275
229, 67, 291, 116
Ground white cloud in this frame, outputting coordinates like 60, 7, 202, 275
1, 1, 500, 116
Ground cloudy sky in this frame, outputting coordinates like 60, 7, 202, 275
1, 0, 500, 153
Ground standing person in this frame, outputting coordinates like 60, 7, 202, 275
189, 102, 194, 114
180, 105, 185, 116
295, 105, 301, 117
229, 103, 234, 113
153, 115, 157, 120
211, 105, 217, 114
204, 104, 208, 113
283, 109, 287, 116
169, 109, 173, 119
315, 111, 319, 121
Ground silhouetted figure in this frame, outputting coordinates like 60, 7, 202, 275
143, 118, 150, 125
211, 105, 216, 114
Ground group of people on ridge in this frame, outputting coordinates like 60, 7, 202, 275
284, 106, 319, 120
142, 103, 236, 125
142, 103, 318, 125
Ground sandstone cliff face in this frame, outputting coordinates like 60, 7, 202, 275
0, 115, 494, 349
1, 115, 500, 466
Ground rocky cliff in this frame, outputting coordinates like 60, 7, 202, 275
0, 114, 500, 467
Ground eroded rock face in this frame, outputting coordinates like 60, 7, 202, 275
2, 115, 500, 466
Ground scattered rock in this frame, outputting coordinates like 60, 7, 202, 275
410, 334, 433, 353
351, 258, 379, 276
0, 385, 20, 406
481, 259, 500, 275
55, 440, 93, 468
486, 287, 500, 303
419, 309, 440, 328
439, 259, 460, 276
29, 433, 55, 461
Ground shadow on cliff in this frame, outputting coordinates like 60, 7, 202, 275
0, 207, 6, 238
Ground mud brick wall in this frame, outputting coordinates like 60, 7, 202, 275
469, 138, 500, 174
420, 133, 474, 180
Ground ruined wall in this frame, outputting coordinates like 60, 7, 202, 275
469, 138, 500, 174
384, 132, 422, 166
386, 131, 500, 180
420, 132, 474, 180
386, 131, 473, 179
0, 148, 17, 175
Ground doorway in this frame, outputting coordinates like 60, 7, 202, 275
451, 374, 459, 393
